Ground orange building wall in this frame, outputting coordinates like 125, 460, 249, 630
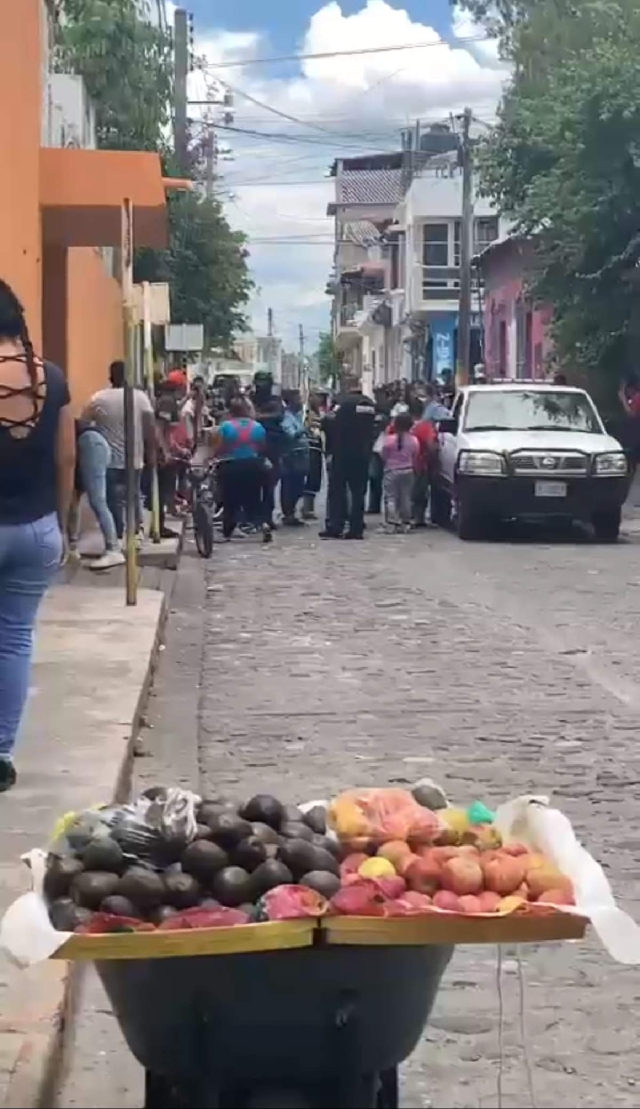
66, 249, 124, 411
0, 0, 43, 346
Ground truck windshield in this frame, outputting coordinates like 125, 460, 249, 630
464, 390, 601, 434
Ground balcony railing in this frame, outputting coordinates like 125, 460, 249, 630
339, 303, 360, 327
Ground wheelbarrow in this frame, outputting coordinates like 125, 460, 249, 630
96, 941, 453, 1109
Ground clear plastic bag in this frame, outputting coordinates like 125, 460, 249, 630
328, 788, 441, 846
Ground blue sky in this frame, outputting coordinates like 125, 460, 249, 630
181, 2, 505, 349
190, 0, 452, 51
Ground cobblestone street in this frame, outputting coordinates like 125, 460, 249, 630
60, 521, 640, 1109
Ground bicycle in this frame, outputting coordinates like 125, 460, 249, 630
190, 462, 218, 559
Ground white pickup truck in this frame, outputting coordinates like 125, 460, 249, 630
431, 383, 630, 540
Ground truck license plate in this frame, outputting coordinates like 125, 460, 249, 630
535, 481, 567, 498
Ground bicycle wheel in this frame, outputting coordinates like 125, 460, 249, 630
193, 501, 214, 558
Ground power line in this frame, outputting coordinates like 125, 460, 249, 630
201, 33, 490, 70
213, 121, 397, 151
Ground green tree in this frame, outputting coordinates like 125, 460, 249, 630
56, 0, 173, 152
57, 0, 252, 346
317, 332, 342, 387
458, 0, 640, 387
135, 193, 252, 350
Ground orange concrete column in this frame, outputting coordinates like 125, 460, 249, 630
0, 0, 43, 349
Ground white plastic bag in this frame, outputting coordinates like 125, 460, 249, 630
496, 794, 640, 964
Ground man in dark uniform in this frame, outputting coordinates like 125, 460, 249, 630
320, 374, 376, 539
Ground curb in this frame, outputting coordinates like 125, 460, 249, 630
2, 583, 174, 1109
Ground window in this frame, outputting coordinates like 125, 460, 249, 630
475, 217, 499, 254
423, 223, 449, 268
464, 390, 601, 434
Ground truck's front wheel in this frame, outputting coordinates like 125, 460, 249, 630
592, 507, 621, 542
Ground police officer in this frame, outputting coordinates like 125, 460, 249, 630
320, 374, 376, 540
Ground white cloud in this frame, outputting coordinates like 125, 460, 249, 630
191, 1, 506, 349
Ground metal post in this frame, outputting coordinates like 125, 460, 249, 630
143, 282, 161, 543
267, 308, 275, 380
174, 9, 189, 175
205, 123, 216, 200
298, 323, 305, 396
122, 198, 138, 606
457, 107, 474, 387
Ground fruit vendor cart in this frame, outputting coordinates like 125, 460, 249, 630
53, 909, 587, 1109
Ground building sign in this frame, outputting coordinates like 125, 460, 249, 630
431, 316, 456, 377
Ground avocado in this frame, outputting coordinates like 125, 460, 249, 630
212, 867, 254, 907
250, 822, 281, 846
199, 897, 222, 910
280, 822, 314, 842
154, 832, 189, 867
231, 836, 267, 873
251, 859, 293, 897
181, 840, 228, 882
209, 813, 253, 850
117, 867, 165, 910
302, 806, 327, 835
43, 856, 84, 901
239, 795, 285, 830
308, 846, 340, 877
412, 779, 448, 811
300, 871, 341, 899
195, 823, 213, 840
143, 786, 168, 801
81, 838, 125, 874
197, 800, 233, 826
71, 871, 121, 910
163, 872, 202, 909
151, 905, 179, 925
312, 834, 341, 859
100, 895, 144, 919
278, 838, 318, 878
283, 804, 303, 824
49, 898, 93, 932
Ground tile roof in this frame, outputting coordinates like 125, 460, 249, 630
338, 167, 404, 206
342, 220, 380, 247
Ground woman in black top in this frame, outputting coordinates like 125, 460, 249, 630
0, 280, 75, 791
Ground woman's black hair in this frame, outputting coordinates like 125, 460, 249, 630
394, 410, 413, 450
0, 279, 37, 394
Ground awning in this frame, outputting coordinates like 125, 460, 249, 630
40, 148, 172, 249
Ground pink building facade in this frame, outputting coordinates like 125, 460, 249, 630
479, 236, 553, 380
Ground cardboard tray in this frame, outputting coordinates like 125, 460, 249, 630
52, 910, 588, 961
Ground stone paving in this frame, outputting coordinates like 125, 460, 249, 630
60, 519, 640, 1108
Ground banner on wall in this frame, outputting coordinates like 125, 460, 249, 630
431, 316, 456, 378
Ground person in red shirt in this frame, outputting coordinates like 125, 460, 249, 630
409, 399, 438, 526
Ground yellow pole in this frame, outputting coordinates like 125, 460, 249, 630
143, 282, 161, 543
122, 198, 138, 606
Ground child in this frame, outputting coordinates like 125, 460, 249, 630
381, 411, 419, 532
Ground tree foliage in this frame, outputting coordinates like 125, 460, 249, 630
317, 332, 342, 387
135, 193, 252, 350
56, 0, 252, 346
458, 0, 640, 385
56, 0, 173, 152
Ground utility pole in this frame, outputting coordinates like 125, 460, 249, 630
457, 107, 474, 387
174, 8, 189, 175
298, 323, 305, 396
267, 308, 275, 380
205, 123, 216, 200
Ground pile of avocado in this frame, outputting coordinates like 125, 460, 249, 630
46, 792, 341, 932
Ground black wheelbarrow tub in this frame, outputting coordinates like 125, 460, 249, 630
96, 943, 453, 1088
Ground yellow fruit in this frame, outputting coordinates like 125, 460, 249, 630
358, 857, 397, 879
498, 895, 527, 914
440, 808, 470, 834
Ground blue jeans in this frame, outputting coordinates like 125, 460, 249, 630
0, 514, 62, 761
106, 468, 143, 540
78, 431, 118, 549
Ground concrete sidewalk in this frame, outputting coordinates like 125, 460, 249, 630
0, 585, 165, 1109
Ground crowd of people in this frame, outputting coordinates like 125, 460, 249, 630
0, 268, 456, 791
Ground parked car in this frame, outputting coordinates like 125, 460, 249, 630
431, 383, 631, 540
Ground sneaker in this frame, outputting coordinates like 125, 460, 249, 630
319, 530, 342, 539
262, 524, 273, 544
282, 516, 305, 527
0, 760, 17, 792
344, 531, 364, 540
89, 549, 126, 571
